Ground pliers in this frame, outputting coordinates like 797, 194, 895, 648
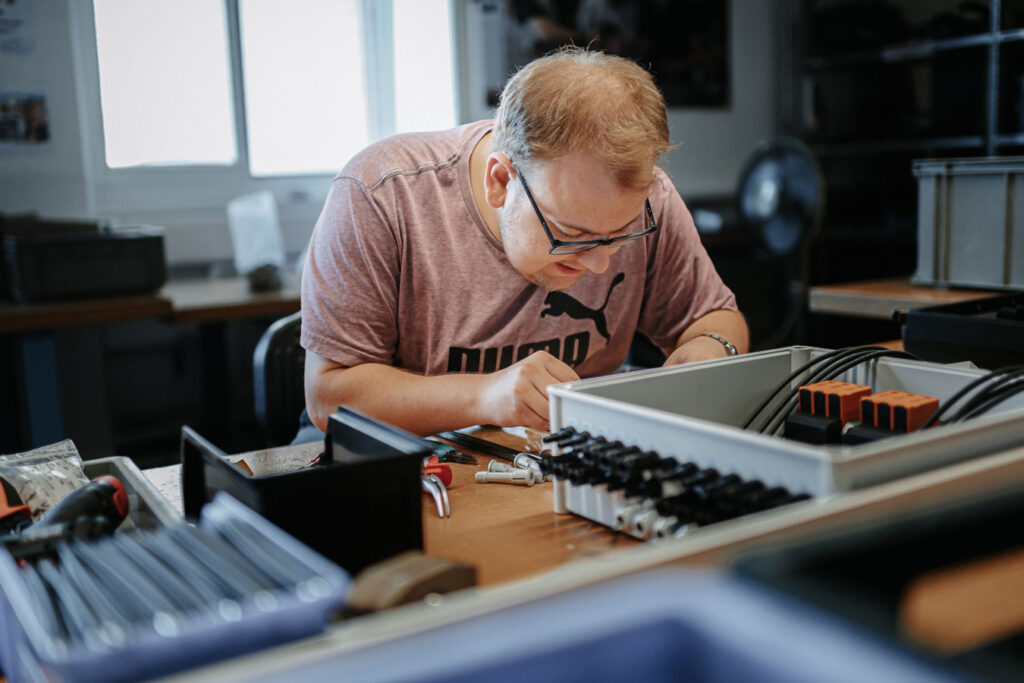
421, 456, 452, 518
421, 474, 450, 518
422, 438, 479, 465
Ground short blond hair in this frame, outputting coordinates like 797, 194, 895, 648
492, 46, 670, 190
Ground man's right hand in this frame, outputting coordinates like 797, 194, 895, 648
306, 349, 579, 435
476, 351, 579, 430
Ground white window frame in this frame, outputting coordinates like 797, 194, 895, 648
69, 0, 471, 262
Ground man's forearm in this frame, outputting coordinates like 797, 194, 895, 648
665, 309, 750, 365
675, 309, 749, 353
305, 347, 578, 435
307, 363, 488, 436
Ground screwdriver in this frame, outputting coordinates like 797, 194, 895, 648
32, 475, 129, 534
0, 477, 32, 534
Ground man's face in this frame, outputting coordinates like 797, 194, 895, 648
497, 153, 650, 291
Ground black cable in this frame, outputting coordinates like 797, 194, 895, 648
944, 369, 1024, 423
919, 365, 1024, 429
763, 348, 916, 435
757, 346, 911, 434
742, 347, 874, 431
950, 377, 1024, 422
763, 349, 917, 436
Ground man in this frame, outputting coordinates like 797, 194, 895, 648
300, 47, 747, 438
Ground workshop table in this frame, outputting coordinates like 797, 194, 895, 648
144, 427, 638, 587
808, 276, 999, 320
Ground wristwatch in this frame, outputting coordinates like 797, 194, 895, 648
697, 333, 738, 356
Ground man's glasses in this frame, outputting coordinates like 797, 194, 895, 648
513, 163, 658, 255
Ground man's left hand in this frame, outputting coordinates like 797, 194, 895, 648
663, 334, 732, 366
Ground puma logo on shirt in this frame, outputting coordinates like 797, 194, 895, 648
540, 272, 625, 341
445, 273, 626, 373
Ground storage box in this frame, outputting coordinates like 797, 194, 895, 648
901, 293, 1024, 369
2, 226, 166, 302
912, 156, 1024, 291
0, 493, 349, 683
547, 347, 1024, 496
277, 570, 959, 682
181, 407, 427, 575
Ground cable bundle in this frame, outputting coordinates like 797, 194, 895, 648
742, 346, 919, 436
920, 365, 1024, 429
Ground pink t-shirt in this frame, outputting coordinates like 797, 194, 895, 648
301, 121, 737, 377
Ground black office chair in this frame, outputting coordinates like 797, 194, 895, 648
253, 311, 305, 446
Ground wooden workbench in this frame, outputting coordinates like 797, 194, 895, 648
145, 428, 637, 588
1, 273, 301, 454
808, 276, 999, 320
0, 273, 301, 333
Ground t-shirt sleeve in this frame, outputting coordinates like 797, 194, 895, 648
637, 184, 738, 350
300, 177, 402, 367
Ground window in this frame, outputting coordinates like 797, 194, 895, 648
90, 0, 456, 178
92, 0, 237, 168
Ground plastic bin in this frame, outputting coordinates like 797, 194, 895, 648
244, 570, 961, 683
83, 456, 180, 530
2, 227, 166, 302
0, 493, 349, 683
912, 157, 1024, 291
181, 407, 427, 575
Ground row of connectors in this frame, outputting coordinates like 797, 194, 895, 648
787, 381, 940, 445
539, 427, 811, 540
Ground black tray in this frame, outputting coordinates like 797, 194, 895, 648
182, 407, 426, 575
901, 293, 1024, 369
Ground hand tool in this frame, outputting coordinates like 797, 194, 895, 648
0, 476, 32, 535
33, 475, 128, 534
422, 456, 453, 487
435, 431, 545, 463
421, 475, 450, 518
421, 438, 478, 465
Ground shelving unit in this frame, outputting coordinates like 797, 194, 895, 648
786, 0, 1024, 345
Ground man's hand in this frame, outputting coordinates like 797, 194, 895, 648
664, 334, 733, 366
476, 351, 579, 430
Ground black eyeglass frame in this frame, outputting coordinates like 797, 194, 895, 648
512, 163, 658, 255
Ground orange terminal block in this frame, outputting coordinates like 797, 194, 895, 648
798, 381, 872, 424
860, 390, 940, 433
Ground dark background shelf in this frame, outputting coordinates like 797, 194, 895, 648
783, 0, 1021, 346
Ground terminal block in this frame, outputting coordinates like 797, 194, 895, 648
787, 381, 872, 445
798, 381, 872, 424
860, 390, 939, 434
